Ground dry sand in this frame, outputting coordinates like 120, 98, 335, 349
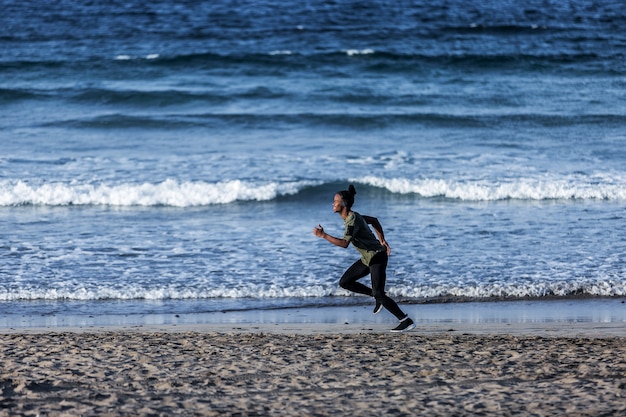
1, 324, 625, 416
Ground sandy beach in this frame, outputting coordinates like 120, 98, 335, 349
0, 329, 624, 417
0, 301, 625, 416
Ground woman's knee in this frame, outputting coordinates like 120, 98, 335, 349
339, 274, 352, 289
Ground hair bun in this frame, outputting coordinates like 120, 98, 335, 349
348, 184, 356, 196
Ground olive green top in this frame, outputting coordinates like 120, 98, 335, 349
343, 211, 385, 266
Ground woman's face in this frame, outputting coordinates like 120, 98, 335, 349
333, 194, 345, 213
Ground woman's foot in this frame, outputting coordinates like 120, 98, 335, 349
373, 301, 382, 314
391, 317, 415, 333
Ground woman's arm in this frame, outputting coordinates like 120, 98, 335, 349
313, 224, 350, 248
362, 215, 391, 255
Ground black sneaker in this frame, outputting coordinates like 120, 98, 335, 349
373, 301, 382, 315
391, 317, 415, 333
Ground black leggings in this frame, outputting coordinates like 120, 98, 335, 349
339, 252, 407, 320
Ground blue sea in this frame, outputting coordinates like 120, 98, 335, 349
1, 0, 626, 323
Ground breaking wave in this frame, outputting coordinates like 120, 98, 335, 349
2, 175, 626, 207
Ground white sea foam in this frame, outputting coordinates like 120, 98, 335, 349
389, 279, 626, 299
357, 176, 626, 201
114, 54, 159, 60
345, 48, 375, 56
0, 284, 337, 302
0, 179, 316, 207
3, 176, 626, 206
269, 50, 292, 55
1, 279, 623, 302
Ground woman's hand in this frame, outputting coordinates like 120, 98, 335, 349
313, 224, 325, 238
381, 239, 391, 255
314, 224, 350, 248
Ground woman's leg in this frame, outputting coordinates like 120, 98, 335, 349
369, 253, 407, 320
339, 259, 373, 296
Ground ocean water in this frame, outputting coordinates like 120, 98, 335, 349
1, 0, 626, 321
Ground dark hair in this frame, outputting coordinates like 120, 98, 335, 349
338, 184, 357, 209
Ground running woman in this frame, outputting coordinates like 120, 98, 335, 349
313, 184, 415, 332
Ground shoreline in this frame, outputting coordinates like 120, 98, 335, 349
2, 298, 624, 337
